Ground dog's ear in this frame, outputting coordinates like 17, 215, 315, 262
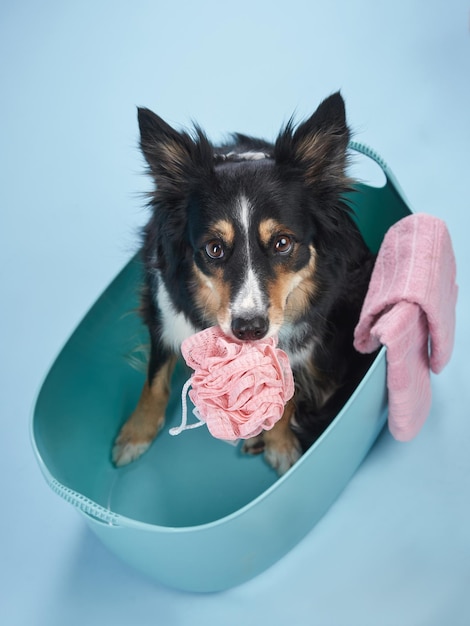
137, 107, 213, 196
274, 92, 351, 192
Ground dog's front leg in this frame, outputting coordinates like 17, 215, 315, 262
112, 349, 177, 467
243, 398, 302, 475
263, 398, 302, 475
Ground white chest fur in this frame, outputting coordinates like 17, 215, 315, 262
156, 277, 197, 352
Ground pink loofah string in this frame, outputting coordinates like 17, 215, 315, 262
169, 326, 295, 440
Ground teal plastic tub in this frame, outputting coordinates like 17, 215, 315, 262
31, 144, 411, 592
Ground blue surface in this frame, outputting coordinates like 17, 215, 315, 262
1, 1, 469, 624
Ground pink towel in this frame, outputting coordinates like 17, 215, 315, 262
354, 213, 457, 441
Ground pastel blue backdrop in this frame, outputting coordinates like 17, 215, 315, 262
1, 1, 469, 624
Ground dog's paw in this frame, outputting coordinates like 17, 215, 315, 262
112, 438, 152, 467
112, 404, 165, 467
264, 434, 302, 475
241, 434, 265, 456
112, 421, 156, 467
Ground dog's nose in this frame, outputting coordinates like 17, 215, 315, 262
231, 316, 268, 341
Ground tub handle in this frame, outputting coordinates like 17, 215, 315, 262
348, 141, 413, 210
49, 479, 121, 527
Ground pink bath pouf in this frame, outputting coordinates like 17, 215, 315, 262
177, 326, 295, 440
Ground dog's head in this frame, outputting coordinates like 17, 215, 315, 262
139, 93, 355, 342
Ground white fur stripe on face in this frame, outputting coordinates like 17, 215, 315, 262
232, 267, 265, 316
237, 194, 251, 237
231, 195, 265, 319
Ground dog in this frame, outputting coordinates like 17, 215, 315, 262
112, 92, 376, 475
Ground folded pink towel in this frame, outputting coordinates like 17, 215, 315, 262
354, 213, 457, 441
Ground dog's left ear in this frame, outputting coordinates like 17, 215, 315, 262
274, 92, 350, 191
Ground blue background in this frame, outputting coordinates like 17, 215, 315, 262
1, 1, 469, 624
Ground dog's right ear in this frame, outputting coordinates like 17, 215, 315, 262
137, 107, 213, 196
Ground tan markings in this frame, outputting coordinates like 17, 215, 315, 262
191, 263, 231, 330
295, 359, 339, 408
296, 131, 351, 186
211, 219, 235, 247
263, 398, 302, 474
258, 219, 295, 247
297, 132, 328, 164
112, 355, 177, 466
160, 139, 188, 177
267, 245, 318, 328
259, 218, 281, 246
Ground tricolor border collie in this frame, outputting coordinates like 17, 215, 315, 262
112, 92, 375, 475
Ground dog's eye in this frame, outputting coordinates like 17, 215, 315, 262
273, 235, 293, 255
205, 240, 225, 260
